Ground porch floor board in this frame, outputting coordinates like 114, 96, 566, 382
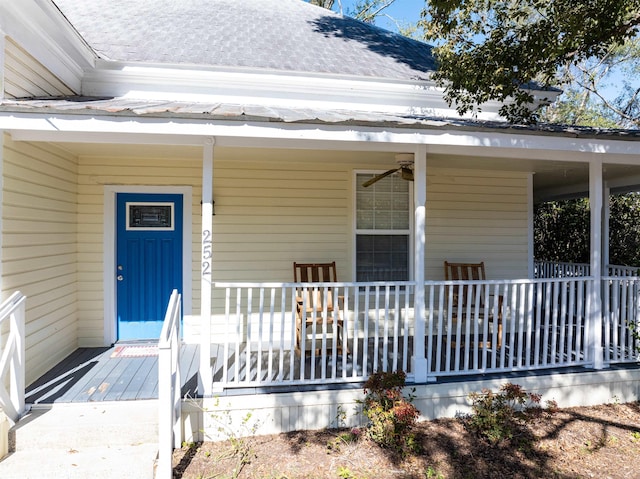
25, 343, 200, 404
25, 333, 622, 404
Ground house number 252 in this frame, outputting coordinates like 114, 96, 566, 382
202, 230, 212, 278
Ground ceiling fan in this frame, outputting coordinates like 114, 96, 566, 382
362, 153, 414, 188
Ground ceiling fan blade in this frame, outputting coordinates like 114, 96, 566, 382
362, 167, 400, 187
401, 167, 414, 181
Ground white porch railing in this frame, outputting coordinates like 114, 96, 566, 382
426, 278, 591, 377
157, 289, 182, 479
535, 260, 640, 278
213, 281, 414, 387
0, 292, 26, 424
607, 265, 640, 277
209, 278, 608, 387
535, 260, 591, 278
603, 276, 640, 364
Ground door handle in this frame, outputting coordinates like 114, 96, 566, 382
117, 264, 124, 281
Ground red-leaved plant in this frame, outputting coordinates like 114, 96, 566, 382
360, 371, 420, 453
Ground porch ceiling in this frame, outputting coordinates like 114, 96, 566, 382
43, 140, 640, 203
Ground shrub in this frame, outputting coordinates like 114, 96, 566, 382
360, 370, 420, 452
464, 383, 557, 446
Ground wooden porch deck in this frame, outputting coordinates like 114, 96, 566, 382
25, 332, 630, 403
26, 339, 414, 402
25, 343, 200, 404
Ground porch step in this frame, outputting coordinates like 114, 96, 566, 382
0, 400, 159, 479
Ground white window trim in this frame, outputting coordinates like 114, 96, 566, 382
103, 185, 193, 345
352, 170, 415, 282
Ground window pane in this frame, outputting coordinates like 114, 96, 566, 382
356, 235, 409, 281
356, 173, 409, 230
357, 210, 374, 229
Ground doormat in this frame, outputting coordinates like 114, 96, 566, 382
111, 345, 158, 358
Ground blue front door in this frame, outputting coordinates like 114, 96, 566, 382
116, 193, 183, 340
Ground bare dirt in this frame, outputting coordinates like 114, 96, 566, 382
172, 401, 640, 479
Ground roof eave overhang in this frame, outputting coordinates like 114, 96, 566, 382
3, 108, 640, 162
82, 60, 495, 120
0, 0, 97, 94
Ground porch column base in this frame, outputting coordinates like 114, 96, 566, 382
412, 357, 429, 383
591, 346, 605, 370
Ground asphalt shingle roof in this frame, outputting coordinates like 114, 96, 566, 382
51, 0, 436, 81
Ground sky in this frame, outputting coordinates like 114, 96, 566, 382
331, 0, 424, 33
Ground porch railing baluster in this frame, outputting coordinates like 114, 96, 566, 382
351, 285, 360, 379
382, 285, 390, 373
363, 285, 370, 378
256, 287, 264, 382
566, 280, 576, 364
542, 282, 551, 366
622, 280, 631, 359
524, 283, 533, 368
611, 279, 621, 362
222, 287, 231, 384
576, 279, 584, 362
373, 287, 380, 372
491, 283, 500, 370
435, 284, 445, 374
558, 281, 568, 365
426, 283, 434, 374
402, 284, 410, 374
288, 289, 296, 381
234, 287, 242, 383
341, 286, 349, 378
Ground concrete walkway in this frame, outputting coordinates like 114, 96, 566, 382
0, 400, 159, 479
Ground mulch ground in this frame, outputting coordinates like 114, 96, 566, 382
173, 401, 640, 479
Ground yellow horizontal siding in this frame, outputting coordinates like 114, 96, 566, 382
77, 154, 201, 344
3, 37, 74, 98
41, 145, 531, 349
2, 135, 78, 384
426, 168, 529, 280
212, 158, 350, 283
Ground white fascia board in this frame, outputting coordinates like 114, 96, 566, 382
82, 61, 506, 121
3, 112, 640, 161
0, 0, 96, 93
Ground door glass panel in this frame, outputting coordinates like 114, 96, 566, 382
126, 202, 174, 230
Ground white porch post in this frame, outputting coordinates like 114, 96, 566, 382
589, 158, 604, 369
412, 145, 428, 382
199, 137, 215, 396
527, 173, 535, 278
603, 183, 611, 272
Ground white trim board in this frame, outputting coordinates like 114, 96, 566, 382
6, 115, 640, 159
103, 185, 193, 345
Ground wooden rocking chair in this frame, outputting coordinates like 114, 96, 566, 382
293, 262, 346, 353
444, 261, 504, 348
